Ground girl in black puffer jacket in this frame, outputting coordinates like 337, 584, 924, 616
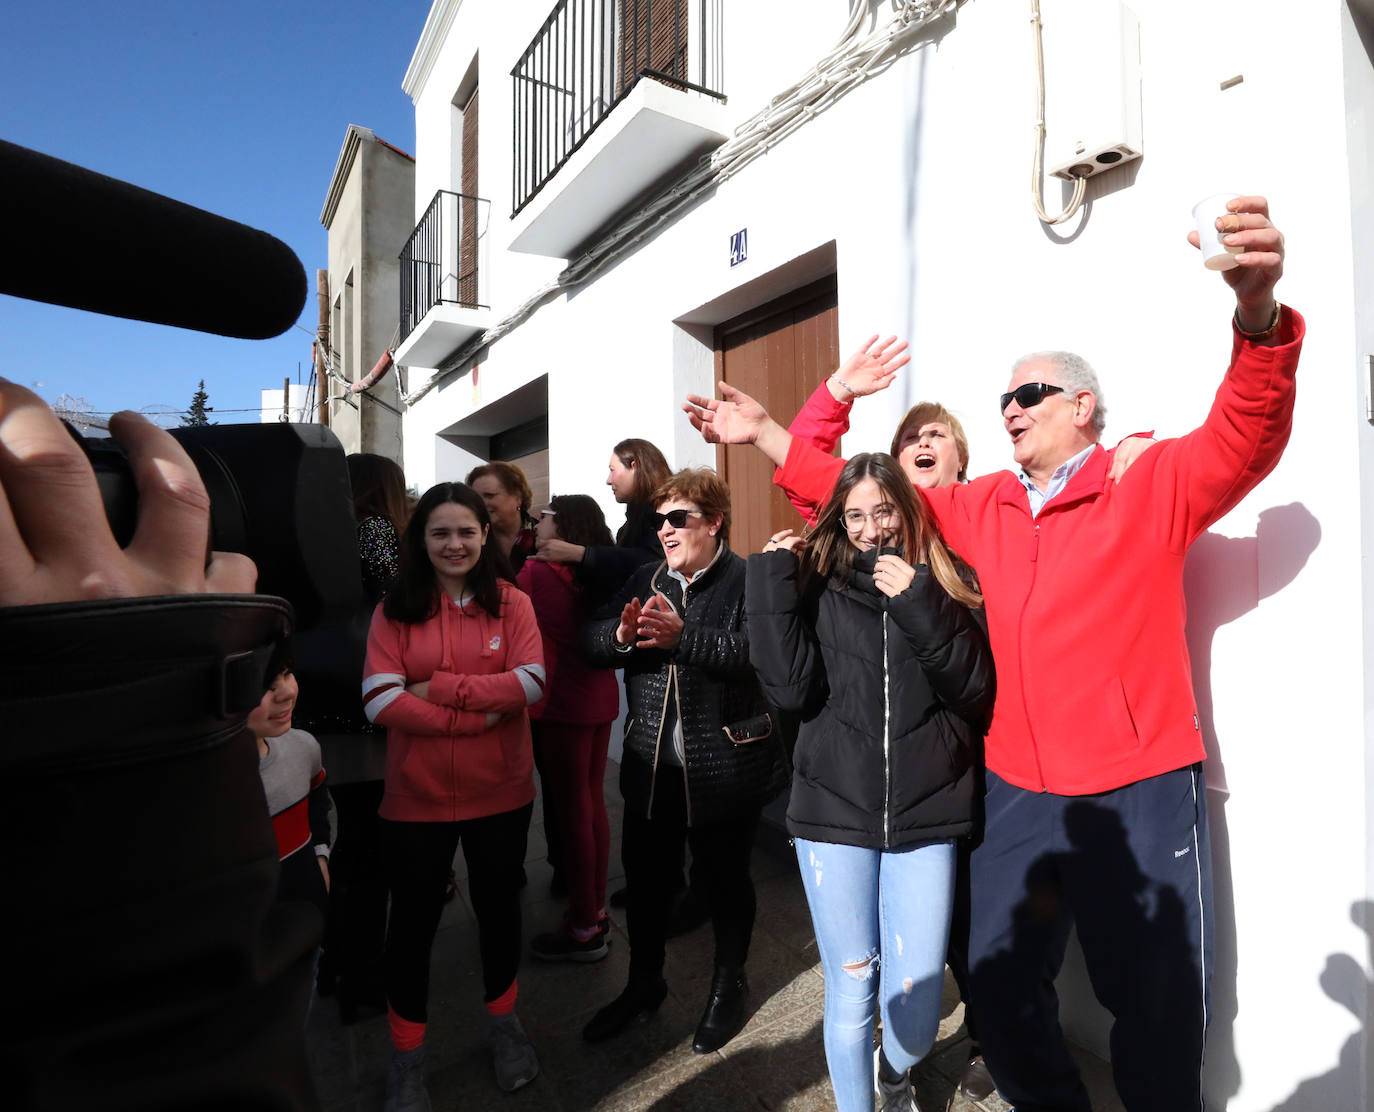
746, 452, 993, 1112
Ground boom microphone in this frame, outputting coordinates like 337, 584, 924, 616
0, 138, 307, 340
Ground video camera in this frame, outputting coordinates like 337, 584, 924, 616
1, 137, 368, 719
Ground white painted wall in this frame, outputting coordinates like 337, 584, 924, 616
322, 127, 412, 461
399, 2, 1373, 1105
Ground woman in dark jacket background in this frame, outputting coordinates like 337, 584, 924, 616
314, 452, 411, 1022
581, 467, 786, 1053
745, 452, 993, 1112
534, 437, 670, 605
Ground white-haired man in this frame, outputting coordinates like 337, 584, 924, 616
684, 196, 1300, 1111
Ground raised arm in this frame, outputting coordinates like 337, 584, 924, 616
684, 381, 794, 468
684, 336, 909, 466
1146, 195, 1300, 546
793, 335, 911, 454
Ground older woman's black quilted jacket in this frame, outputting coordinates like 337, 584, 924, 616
584, 544, 787, 826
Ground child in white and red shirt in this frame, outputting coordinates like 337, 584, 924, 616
250, 658, 331, 916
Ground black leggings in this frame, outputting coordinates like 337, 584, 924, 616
382, 803, 532, 1022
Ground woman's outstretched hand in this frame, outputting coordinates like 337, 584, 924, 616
684, 382, 795, 468
828, 334, 910, 399
684, 381, 771, 445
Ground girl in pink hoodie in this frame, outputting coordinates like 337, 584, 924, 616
362, 482, 545, 1108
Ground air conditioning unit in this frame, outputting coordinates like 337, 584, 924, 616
1041, 0, 1143, 181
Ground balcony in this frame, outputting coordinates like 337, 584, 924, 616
395, 189, 492, 369
509, 0, 727, 258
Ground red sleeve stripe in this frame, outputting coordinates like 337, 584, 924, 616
362, 671, 405, 722
270, 798, 312, 860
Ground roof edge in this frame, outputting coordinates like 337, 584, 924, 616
320, 124, 373, 228
403, 0, 464, 103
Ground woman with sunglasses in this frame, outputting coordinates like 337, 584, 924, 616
746, 452, 994, 1112
580, 468, 787, 1052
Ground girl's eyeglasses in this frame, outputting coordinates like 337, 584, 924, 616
842, 506, 898, 532
649, 508, 705, 530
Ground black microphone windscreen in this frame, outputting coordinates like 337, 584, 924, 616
0, 139, 307, 340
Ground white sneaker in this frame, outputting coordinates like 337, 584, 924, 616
487, 1012, 540, 1092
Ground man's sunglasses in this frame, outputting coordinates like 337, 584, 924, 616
1000, 382, 1065, 413
649, 508, 705, 530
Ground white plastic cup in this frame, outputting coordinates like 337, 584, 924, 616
1193, 193, 1243, 271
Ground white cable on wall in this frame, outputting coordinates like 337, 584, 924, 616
404, 0, 963, 406
1029, 0, 1087, 225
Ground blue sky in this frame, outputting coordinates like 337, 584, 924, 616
1, 0, 429, 425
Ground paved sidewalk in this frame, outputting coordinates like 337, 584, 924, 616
306, 762, 1124, 1111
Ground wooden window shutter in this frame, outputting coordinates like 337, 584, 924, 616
459, 86, 479, 307
619, 0, 689, 97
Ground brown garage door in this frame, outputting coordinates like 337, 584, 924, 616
713, 275, 839, 558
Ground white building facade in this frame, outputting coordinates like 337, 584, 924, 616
259, 382, 313, 424
320, 124, 415, 462
394, 1, 1374, 1106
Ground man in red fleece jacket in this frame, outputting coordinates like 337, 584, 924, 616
684, 196, 1299, 1112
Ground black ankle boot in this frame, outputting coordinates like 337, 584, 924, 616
582, 977, 668, 1043
692, 967, 749, 1053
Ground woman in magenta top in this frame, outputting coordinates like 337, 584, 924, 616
517, 494, 621, 961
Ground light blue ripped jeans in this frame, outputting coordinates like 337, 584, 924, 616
794, 836, 956, 1112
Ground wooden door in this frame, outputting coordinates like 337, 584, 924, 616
714, 276, 839, 559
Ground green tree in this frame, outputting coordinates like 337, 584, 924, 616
182, 379, 215, 426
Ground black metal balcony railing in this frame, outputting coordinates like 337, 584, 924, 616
511, 0, 724, 216
399, 189, 490, 343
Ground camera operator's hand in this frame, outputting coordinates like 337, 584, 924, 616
0, 380, 256, 605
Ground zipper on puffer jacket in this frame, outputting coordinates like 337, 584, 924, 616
649, 573, 693, 827
647, 664, 672, 818
672, 664, 691, 826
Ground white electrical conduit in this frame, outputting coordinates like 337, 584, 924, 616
1029, 0, 1088, 224
406, 0, 963, 406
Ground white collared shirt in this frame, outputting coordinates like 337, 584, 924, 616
1018, 444, 1096, 518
